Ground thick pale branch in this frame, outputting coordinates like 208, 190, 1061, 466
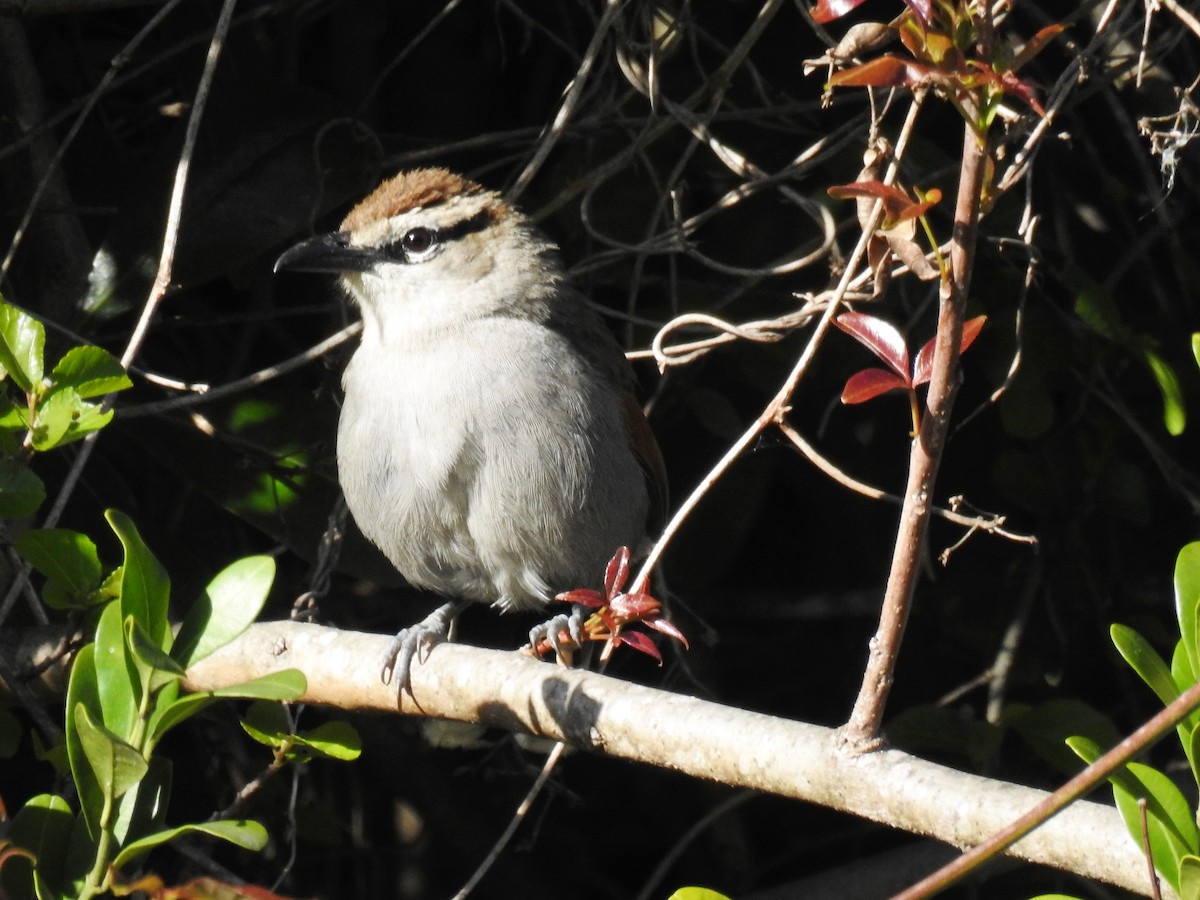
167, 619, 1158, 895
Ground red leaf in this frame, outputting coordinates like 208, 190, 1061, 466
613, 630, 663, 662
811, 0, 869, 24
835, 311, 910, 377
609, 591, 660, 619
1011, 23, 1065, 73
603, 546, 631, 598
828, 54, 931, 89
643, 616, 690, 648
556, 588, 606, 608
841, 368, 910, 404
912, 315, 988, 387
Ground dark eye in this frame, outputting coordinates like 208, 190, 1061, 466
400, 227, 437, 258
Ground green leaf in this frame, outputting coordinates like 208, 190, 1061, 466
111, 756, 171, 850
1111, 623, 1179, 705
666, 889, 734, 900
294, 720, 362, 761
1143, 348, 1186, 436
1180, 855, 1200, 900
1177, 543, 1200, 689
146, 691, 214, 752
48, 345, 131, 399
212, 669, 306, 701
106, 510, 171, 649
14, 529, 103, 610
173, 555, 275, 668
6, 793, 73, 895
0, 459, 45, 518
29, 387, 81, 451
0, 302, 45, 394
65, 644, 105, 838
1192, 333, 1200, 372
72, 703, 148, 805
111, 819, 268, 869
240, 700, 290, 749
47, 397, 115, 447
1112, 761, 1198, 894
93, 599, 137, 742
125, 617, 185, 697
1007, 700, 1121, 775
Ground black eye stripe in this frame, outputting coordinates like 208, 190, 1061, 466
385, 209, 496, 263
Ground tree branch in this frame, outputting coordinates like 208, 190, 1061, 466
146, 619, 1156, 895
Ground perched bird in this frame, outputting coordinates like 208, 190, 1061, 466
275, 168, 666, 690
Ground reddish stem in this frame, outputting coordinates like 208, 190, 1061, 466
842, 121, 989, 751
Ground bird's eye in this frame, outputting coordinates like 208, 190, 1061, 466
399, 227, 438, 259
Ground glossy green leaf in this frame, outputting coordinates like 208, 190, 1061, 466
212, 669, 306, 701
125, 617, 185, 697
1111, 623, 1178, 705
0, 302, 45, 394
42, 396, 115, 448
73, 703, 148, 805
0, 458, 45, 518
106, 510, 171, 649
29, 388, 81, 451
6, 793, 73, 895
65, 644, 105, 837
93, 599, 137, 742
666, 889, 734, 900
1177, 543, 1200, 689
1143, 348, 1185, 436
111, 819, 268, 869
1170, 644, 1200, 745
1111, 761, 1197, 894
1191, 333, 1200, 372
294, 720, 362, 761
14, 529, 103, 610
1070, 736, 1196, 894
146, 691, 215, 752
111, 756, 171, 851
240, 700, 290, 749
173, 555, 275, 668
48, 345, 131, 399
1180, 854, 1200, 900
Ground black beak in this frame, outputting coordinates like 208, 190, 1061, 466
274, 232, 386, 275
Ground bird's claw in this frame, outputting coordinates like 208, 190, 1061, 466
381, 600, 466, 696
529, 604, 587, 665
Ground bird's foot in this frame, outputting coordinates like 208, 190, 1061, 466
382, 599, 470, 696
528, 604, 586, 667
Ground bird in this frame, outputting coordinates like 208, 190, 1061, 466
274, 167, 666, 692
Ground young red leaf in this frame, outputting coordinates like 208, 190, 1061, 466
889, 187, 942, 225
811, 0, 869, 25
556, 588, 606, 608
828, 54, 931, 89
828, 180, 916, 221
603, 546, 631, 598
643, 616, 691, 648
841, 368, 910, 404
609, 591, 660, 619
613, 630, 663, 662
1011, 23, 1065, 73
912, 315, 988, 387
835, 311, 910, 377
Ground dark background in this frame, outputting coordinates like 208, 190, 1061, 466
2, 0, 1199, 896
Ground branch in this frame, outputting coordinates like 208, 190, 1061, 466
142, 619, 1158, 895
